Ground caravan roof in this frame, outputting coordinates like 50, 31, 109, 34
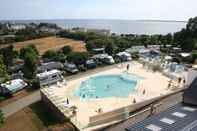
117, 52, 131, 57
38, 62, 63, 72
1, 79, 27, 93
37, 69, 61, 78
92, 54, 109, 59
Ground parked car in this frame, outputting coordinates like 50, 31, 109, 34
64, 62, 79, 74
92, 54, 115, 65
116, 52, 132, 61
103, 56, 115, 64
85, 59, 97, 69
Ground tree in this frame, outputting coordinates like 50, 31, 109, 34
105, 40, 116, 55
0, 110, 4, 127
186, 17, 197, 38
0, 45, 14, 69
0, 55, 9, 82
62, 45, 72, 55
192, 50, 197, 63
164, 33, 173, 45
28, 44, 39, 55
115, 38, 130, 52
67, 52, 89, 65
173, 17, 197, 51
43, 50, 57, 59
23, 52, 38, 79
43, 50, 65, 62
21, 45, 38, 79
20, 45, 38, 59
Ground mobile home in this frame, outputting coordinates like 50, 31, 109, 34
36, 69, 63, 86
0, 79, 27, 96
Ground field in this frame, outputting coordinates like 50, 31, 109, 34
12, 36, 87, 55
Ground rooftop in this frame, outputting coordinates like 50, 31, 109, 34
126, 103, 197, 131
36, 69, 61, 78
1, 79, 27, 92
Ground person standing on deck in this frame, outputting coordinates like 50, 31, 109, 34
127, 64, 130, 71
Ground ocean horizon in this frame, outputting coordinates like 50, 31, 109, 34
0, 19, 187, 35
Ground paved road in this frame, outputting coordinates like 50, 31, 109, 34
0, 64, 122, 117
1, 91, 41, 117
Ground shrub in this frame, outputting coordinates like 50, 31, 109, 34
30, 79, 40, 89
62, 46, 72, 55
43, 50, 65, 62
0, 110, 4, 127
67, 52, 89, 65
192, 51, 197, 63
78, 64, 87, 72
151, 64, 162, 72
0, 96, 5, 102
43, 50, 57, 59
131, 52, 139, 60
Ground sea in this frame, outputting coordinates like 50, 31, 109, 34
2, 19, 187, 35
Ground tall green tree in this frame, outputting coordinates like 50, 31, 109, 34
20, 45, 38, 59
0, 55, 9, 82
21, 45, 38, 79
23, 52, 38, 79
105, 39, 116, 55
0, 45, 14, 69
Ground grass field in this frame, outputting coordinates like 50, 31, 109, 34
12, 36, 87, 55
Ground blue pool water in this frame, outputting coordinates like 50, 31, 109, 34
74, 73, 143, 100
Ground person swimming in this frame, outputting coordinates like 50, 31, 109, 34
105, 84, 110, 91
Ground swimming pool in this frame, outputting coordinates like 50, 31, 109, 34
74, 73, 143, 100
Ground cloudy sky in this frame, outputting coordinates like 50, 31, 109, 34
0, 0, 196, 20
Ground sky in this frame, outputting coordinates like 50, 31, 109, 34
0, 0, 196, 21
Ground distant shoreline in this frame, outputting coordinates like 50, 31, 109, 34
0, 19, 186, 35
135, 19, 187, 23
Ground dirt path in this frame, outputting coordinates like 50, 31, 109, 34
0, 109, 38, 131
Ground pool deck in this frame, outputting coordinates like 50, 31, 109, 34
41, 61, 185, 130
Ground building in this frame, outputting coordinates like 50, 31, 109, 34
36, 70, 63, 86
126, 102, 197, 131
10, 24, 26, 30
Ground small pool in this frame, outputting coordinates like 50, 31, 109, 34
74, 73, 143, 100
